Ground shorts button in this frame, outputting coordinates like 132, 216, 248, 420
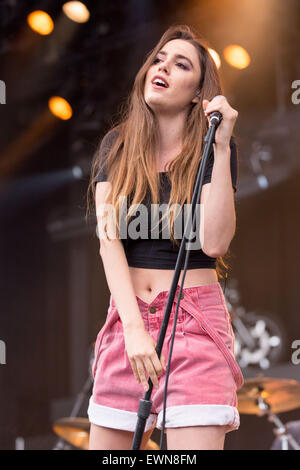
149, 306, 156, 313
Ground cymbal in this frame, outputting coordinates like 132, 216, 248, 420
53, 417, 90, 450
237, 376, 300, 415
53, 417, 159, 450
146, 439, 159, 450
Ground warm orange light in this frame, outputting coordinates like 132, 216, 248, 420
223, 45, 251, 70
27, 10, 54, 36
260, 390, 269, 399
62, 2, 90, 23
208, 48, 221, 69
48, 96, 73, 120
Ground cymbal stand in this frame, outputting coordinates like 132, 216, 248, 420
257, 396, 300, 450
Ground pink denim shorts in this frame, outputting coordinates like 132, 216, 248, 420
88, 282, 244, 433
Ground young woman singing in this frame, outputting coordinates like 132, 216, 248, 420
86, 24, 244, 450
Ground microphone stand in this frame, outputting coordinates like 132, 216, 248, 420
131, 111, 223, 450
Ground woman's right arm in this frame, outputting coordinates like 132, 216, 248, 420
95, 181, 166, 391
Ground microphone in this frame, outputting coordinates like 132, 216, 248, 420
208, 110, 223, 126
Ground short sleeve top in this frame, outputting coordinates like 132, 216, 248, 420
94, 129, 238, 192
93, 130, 238, 269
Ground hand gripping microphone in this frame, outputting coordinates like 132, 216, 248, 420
207, 110, 223, 126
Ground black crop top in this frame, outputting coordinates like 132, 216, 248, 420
94, 129, 238, 270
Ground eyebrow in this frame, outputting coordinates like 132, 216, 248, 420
157, 50, 194, 68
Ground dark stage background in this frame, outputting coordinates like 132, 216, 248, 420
1, 0, 300, 450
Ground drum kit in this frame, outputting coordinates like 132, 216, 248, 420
52, 344, 300, 450
53, 416, 159, 450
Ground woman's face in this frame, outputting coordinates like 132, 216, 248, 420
144, 38, 202, 115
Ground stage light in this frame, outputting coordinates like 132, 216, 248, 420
48, 96, 73, 120
62, 1, 90, 23
27, 10, 54, 36
72, 166, 83, 179
223, 45, 250, 70
257, 174, 269, 189
208, 48, 221, 69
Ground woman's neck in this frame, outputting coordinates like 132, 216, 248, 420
155, 112, 186, 154
155, 114, 187, 172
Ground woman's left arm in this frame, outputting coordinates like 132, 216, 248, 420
200, 96, 239, 257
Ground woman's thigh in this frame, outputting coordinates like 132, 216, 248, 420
166, 425, 228, 450
89, 423, 155, 450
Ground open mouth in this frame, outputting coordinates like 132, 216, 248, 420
151, 77, 169, 89
152, 83, 167, 90
152, 82, 168, 89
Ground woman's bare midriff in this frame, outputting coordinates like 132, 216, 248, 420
126, 164, 219, 303
129, 266, 218, 304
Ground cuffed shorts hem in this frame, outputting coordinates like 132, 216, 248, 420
88, 397, 240, 434
87, 397, 157, 432
157, 404, 240, 433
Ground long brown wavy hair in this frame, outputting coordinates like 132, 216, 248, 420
86, 24, 235, 279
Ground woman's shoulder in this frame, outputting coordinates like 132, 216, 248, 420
100, 127, 120, 149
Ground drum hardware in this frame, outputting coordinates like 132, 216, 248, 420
238, 376, 300, 450
225, 279, 287, 369
271, 420, 300, 450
